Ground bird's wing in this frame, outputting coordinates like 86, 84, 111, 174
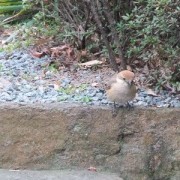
104, 74, 117, 90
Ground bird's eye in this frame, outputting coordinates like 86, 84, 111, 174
123, 78, 126, 80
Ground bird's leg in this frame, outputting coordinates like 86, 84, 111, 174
113, 101, 116, 109
126, 102, 134, 110
112, 102, 118, 117
112, 102, 124, 117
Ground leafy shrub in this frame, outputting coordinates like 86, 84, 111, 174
117, 0, 180, 62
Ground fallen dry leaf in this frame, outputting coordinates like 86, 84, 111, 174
50, 44, 74, 59
41, 47, 50, 55
115, 57, 121, 64
53, 83, 60, 90
91, 82, 99, 87
142, 64, 149, 74
88, 166, 97, 172
51, 47, 63, 57
145, 88, 159, 97
79, 60, 103, 67
66, 47, 74, 58
51, 45, 69, 52
81, 50, 87, 57
30, 50, 44, 58
127, 65, 132, 71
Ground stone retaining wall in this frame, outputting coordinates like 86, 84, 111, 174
0, 104, 179, 180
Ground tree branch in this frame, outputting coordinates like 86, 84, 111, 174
89, 0, 119, 72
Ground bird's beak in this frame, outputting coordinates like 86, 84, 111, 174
127, 80, 133, 86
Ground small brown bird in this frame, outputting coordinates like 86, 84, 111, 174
106, 70, 136, 114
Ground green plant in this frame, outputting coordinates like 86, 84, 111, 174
0, 0, 23, 14
117, 0, 179, 61
1, 16, 61, 52
80, 96, 92, 103
57, 83, 91, 103
57, 85, 76, 95
48, 63, 58, 72
78, 83, 88, 91
116, 0, 180, 91
0, 63, 3, 71
57, 95, 68, 101
4, 41, 21, 52
57, 84, 88, 95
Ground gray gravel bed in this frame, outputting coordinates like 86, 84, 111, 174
0, 51, 179, 108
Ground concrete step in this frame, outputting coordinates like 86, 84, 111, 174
0, 169, 123, 180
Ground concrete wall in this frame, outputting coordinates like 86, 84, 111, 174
0, 103, 179, 180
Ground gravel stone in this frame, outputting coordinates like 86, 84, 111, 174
92, 96, 100, 101
0, 50, 179, 107
134, 101, 148, 106
101, 99, 108, 104
171, 100, 180, 108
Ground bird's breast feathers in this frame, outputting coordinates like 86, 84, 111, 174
106, 81, 136, 103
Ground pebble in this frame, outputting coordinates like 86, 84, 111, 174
171, 100, 180, 108
96, 92, 104, 100
101, 99, 108, 104
0, 51, 179, 107
92, 96, 100, 101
